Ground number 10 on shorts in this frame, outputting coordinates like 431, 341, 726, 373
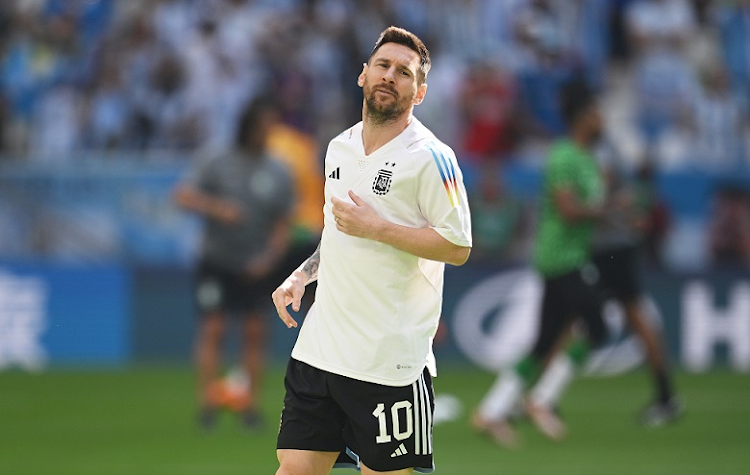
373, 401, 413, 444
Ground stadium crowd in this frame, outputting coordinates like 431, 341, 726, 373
0, 0, 749, 267
0, 0, 748, 169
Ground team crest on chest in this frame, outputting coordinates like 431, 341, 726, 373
372, 162, 396, 195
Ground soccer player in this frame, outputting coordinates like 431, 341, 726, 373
520, 166, 684, 439
173, 98, 295, 430
472, 79, 611, 448
271, 26, 472, 475
590, 163, 683, 426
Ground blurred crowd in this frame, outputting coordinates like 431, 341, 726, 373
0, 0, 749, 267
0, 0, 748, 168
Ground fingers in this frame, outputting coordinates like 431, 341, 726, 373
271, 287, 299, 329
331, 196, 348, 229
348, 190, 363, 205
291, 289, 302, 312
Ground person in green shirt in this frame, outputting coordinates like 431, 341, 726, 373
472, 79, 612, 448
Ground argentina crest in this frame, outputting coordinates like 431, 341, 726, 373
372, 162, 395, 195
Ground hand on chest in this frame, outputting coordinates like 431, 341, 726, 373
325, 156, 419, 223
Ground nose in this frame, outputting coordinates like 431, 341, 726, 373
382, 66, 396, 83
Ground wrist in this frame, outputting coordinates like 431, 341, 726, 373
291, 269, 309, 285
373, 219, 392, 244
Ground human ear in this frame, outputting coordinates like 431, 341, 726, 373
414, 82, 428, 105
357, 63, 367, 87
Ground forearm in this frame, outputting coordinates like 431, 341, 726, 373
555, 189, 604, 223
562, 204, 604, 222
173, 186, 227, 219
374, 222, 470, 266
293, 241, 321, 285
331, 191, 470, 265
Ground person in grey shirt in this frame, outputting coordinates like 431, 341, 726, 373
592, 155, 682, 427
174, 97, 295, 430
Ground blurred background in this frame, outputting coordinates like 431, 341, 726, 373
1, 1, 749, 474
1, 0, 748, 372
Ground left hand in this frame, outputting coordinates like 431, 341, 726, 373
331, 190, 385, 240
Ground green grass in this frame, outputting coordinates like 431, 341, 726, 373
1, 365, 748, 474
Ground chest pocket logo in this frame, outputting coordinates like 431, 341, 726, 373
372, 169, 393, 195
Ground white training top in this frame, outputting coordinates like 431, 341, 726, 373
291, 118, 472, 386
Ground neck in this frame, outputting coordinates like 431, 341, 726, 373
570, 128, 592, 150
361, 105, 413, 156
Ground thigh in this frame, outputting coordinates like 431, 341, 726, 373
530, 277, 574, 360
594, 245, 641, 303
194, 261, 262, 316
331, 369, 435, 474
277, 359, 348, 453
566, 266, 607, 346
194, 261, 229, 315
276, 449, 339, 475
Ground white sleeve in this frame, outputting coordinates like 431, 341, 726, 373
417, 143, 472, 247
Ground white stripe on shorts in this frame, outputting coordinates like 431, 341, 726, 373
412, 380, 421, 456
412, 373, 433, 456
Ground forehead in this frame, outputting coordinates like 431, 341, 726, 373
370, 43, 420, 69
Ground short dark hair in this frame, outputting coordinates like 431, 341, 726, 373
368, 26, 431, 84
235, 96, 279, 149
559, 78, 596, 128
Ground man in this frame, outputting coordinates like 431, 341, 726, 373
518, 159, 683, 441
271, 27, 472, 475
472, 79, 610, 447
173, 98, 295, 430
590, 160, 682, 426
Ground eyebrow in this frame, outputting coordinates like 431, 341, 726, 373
373, 57, 415, 75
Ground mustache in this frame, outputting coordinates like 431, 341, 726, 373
372, 85, 397, 96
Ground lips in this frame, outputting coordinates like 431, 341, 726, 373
374, 87, 397, 97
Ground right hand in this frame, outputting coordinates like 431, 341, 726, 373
271, 270, 306, 328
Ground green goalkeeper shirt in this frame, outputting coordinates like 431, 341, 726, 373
532, 139, 604, 278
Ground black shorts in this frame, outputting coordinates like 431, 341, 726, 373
194, 260, 278, 316
277, 358, 435, 473
593, 244, 641, 303
531, 264, 607, 359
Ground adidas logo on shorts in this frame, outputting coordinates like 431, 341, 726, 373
390, 443, 408, 458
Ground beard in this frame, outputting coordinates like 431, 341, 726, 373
363, 81, 414, 125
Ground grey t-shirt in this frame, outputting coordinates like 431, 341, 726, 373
593, 143, 640, 251
186, 150, 295, 272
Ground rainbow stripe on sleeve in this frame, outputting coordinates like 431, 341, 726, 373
428, 144, 460, 208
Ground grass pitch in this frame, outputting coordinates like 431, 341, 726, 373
1, 365, 748, 474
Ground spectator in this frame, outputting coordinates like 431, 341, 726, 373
513, 0, 579, 139
625, 0, 699, 155
708, 184, 750, 267
84, 54, 133, 151
688, 63, 748, 171
710, 1, 750, 116
459, 60, 520, 164
468, 163, 528, 264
